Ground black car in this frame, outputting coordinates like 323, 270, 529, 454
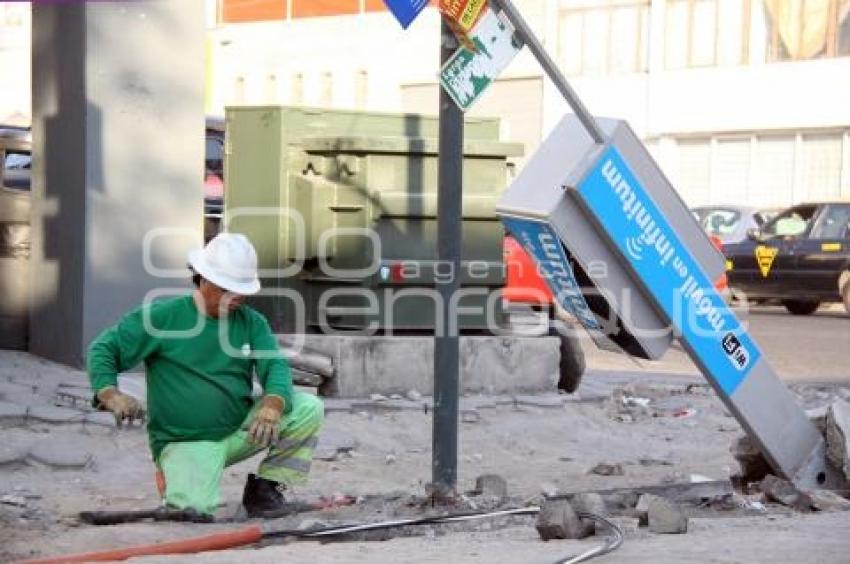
724, 202, 850, 315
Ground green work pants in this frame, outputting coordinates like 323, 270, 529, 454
157, 391, 324, 515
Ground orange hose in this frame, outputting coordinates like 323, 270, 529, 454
21, 524, 264, 563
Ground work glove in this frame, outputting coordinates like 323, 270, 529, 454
248, 394, 284, 448
96, 386, 145, 427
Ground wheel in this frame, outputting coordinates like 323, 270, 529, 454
551, 325, 586, 393
782, 300, 820, 315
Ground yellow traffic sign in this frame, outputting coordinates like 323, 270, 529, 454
754, 245, 778, 277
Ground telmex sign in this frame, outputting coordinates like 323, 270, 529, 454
496, 114, 825, 486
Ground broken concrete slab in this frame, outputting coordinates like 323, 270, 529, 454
0, 400, 27, 422
473, 474, 508, 502
826, 399, 850, 480
647, 495, 688, 534
635, 494, 651, 526
570, 492, 607, 535
0, 445, 26, 466
760, 475, 813, 511
535, 499, 590, 541
84, 411, 118, 428
28, 440, 93, 469
806, 489, 850, 512
28, 405, 85, 424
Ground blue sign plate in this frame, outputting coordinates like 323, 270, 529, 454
382, 0, 429, 28
576, 146, 760, 395
501, 216, 601, 332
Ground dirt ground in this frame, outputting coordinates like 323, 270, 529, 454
2, 345, 850, 563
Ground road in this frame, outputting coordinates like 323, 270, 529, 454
581, 304, 849, 384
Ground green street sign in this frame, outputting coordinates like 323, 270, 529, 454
439, 9, 522, 112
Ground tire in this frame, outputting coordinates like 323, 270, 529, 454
552, 326, 586, 394
782, 300, 820, 316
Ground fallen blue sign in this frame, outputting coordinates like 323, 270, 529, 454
501, 216, 600, 332
382, 0, 429, 28
575, 146, 761, 395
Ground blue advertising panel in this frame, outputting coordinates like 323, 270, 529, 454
501, 216, 600, 332
576, 147, 760, 395
382, 0, 429, 28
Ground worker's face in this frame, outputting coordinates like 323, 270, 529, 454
199, 279, 246, 317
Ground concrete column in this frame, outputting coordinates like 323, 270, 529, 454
30, 1, 205, 367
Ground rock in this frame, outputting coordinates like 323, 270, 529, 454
535, 499, 591, 541
588, 462, 624, 476
0, 446, 26, 466
385, 454, 397, 465
806, 406, 828, 435
28, 405, 85, 424
405, 390, 423, 402
635, 494, 651, 526
648, 496, 688, 534
571, 492, 607, 535
759, 475, 813, 511
0, 400, 27, 422
474, 474, 508, 502
608, 516, 640, 535
28, 440, 93, 469
826, 399, 850, 480
806, 489, 850, 512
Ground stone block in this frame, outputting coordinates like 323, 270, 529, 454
474, 474, 508, 502
759, 475, 813, 511
300, 335, 559, 397
648, 496, 688, 534
28, 439, 93, 469
570, 492, 607, 536
535, 499, 591, 541
826, 399, 850, 481
588, 462, 624, 476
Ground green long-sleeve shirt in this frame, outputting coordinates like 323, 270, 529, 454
87, 295, 293, 460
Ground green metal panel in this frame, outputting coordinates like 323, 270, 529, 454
224, 106, 522, 331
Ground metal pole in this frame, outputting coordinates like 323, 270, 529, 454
489, 0, 607, 145
432, 18, 462, 498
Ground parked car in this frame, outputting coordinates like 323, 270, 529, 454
724, 201, 850, 315
692, 205, 779, 245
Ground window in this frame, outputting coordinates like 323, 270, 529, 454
665, 0, 750, 68
761, 205, 817, 238
2, 150, 31, 191
763, 0, 850, 61
812, 204, 850, 239
558, 0, 650, 76
699, 208, 743, 236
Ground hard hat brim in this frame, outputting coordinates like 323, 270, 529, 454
188, 248, 261, 296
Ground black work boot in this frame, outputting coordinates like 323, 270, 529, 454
242, 473, 295, 518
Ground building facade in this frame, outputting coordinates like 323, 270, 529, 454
207, 0, 850, 208
2, 0, 849, 208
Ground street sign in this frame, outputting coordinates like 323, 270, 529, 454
439, 8, 522, 112
439, 0, 488, 51
382, 0, 429, 29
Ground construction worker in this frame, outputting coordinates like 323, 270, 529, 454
86, 232, 323, 519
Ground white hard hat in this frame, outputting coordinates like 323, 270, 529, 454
188, 232, 261, 295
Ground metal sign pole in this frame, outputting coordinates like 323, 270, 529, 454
489, 0, 606, 145
433, 18, 463, 498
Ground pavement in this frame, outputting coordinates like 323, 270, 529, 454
1, 305, 849, 562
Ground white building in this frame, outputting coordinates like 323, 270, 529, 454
3, 0, 849, 207
207, 0, 850, 208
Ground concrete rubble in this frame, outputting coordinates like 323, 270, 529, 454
647, 495, 688, 534
825, 399, 850, 480
535, 499, 590, 540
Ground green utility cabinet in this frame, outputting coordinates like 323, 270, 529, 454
224, 106, 522, 332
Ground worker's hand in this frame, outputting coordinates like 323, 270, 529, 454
96, 386, 144, 427
248, 395, 284, 448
